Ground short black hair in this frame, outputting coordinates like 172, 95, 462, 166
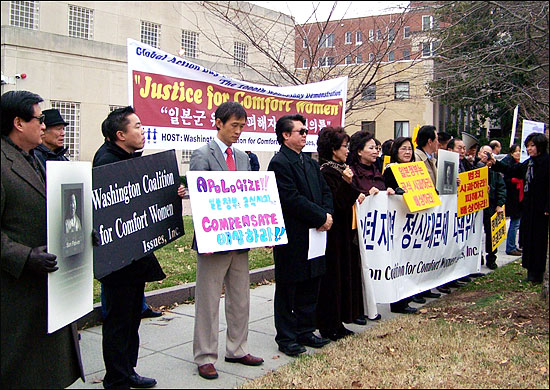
214, 102, 247, 130
509, 143, 520, 154
103, 106, 135, 142
275, 114, 306, 145
416, 125, 437, 148
390, 136, 415, 163
317, 126, 349, 163
348, 130, 374, 165
438, 131, 452, 144
382, 139, 394, 155
524, 133, 548, 155
447, 137, 462, 151
1, 90, 43, 136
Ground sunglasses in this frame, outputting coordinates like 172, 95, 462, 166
292, 128, 308, 136
32, 114, 46, 124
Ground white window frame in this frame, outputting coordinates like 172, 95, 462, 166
181, 150, 193, 163
394, 121, 410, 137
319, 33, 335, 48
68, 4, 93, 40
402, 49, 410, 60
141, 20, 160, 48
345, 55, 353, 65
369, 53, 374, 62
303, 38, 308, 48
388, 28, 395, 44
388, 51, 395, 62
362, 84, 376, 101
394, 82, 410, 100
318, 57, 334, 67
345, 31, 352, 44
234, 41, 248, 67
369, 29, 374, 42
302, 58, 308, 68
181, 30, 199, 58
356, 53, 363, 64
403, 26, 411, 39
50, 101, 80, 161
10, 1, 39, 30
422, 15, 433, 31
356, 31, 362, 45
376, 29, 382, 41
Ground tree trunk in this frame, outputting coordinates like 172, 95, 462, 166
541, 223, 549, 304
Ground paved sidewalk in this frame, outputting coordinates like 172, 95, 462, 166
68, 241, 520, 389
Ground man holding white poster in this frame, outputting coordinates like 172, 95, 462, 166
189, 101, 264, 381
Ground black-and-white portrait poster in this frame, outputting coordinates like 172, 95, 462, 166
436, 149, 459, 195
62, 183, 85, 257
46, 161, 94, 334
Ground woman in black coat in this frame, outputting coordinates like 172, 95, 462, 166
492, 133, 549, 283
500, 144, 523, 255
315, 127, 366, 341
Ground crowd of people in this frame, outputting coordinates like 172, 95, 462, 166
1, 91, 549, 389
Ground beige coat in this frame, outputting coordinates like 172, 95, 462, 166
414, 147, 437, 186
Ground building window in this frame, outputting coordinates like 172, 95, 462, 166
345, 32, 352, 44
388, 51, 395, 61
51, 101, 80, 161
319, 33, 334, 48
302, 58, 308, 68
356, 31, 362, 45
404, 26, 411, 39
303, 38, 308, 48
234, 41, 248, 67
181, 30, 198, 58
402, 49, 410, 60
10, 1, 39, 30
345, 55, 353, 65
356, 53, 363, 64
369, 29, 374, 42
369, 53, 374, 62
395, 82, 410, 100
388, 28, 395, 44
362, 84, 376, 101
141, 20, 160, 48
394, 121, 410, 138
181, 149, 193, 163
422, 15, 433, 31
318, 57, 334, 67
361, 121, 376, 135
376, 29, 382, 41
422, 41, 439, 57
68, 5, 93, 40
109, 105, 124, 112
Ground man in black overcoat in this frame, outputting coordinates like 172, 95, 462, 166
268, 114, 334, 357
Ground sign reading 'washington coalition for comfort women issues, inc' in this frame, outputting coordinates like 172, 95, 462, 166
186, 171, 287, 254
92, 150, 184, 280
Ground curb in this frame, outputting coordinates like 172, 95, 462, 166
76, 265, 275, 330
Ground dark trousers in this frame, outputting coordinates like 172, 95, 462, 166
102, 282, 145, 389
274, 276, 321, 347
483, 211, 497, 265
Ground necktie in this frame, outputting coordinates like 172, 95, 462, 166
226, 147, 236, 171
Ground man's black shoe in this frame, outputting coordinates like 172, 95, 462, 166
391, 305, 417, 314
128, 372, 157, 388
297, 333, 330, 348
421, 291, 441, 299
278, 342, 306, 357
448, 280, 466, 288
437, 286, 451, 294
141, 307, 162, 319
459, 276, 472, 283
353, 315, 367, 325
411, 295, 426, 304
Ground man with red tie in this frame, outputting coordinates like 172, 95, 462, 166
189, 101, 264, 380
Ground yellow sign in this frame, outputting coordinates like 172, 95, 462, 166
381, 155, 391, 173
411, 124, 421, 150
490, 206, 506, 252
390, 161, 441, 212
457, 166, 489, 217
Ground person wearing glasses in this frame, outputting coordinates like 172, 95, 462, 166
33, 108, 69, 169
268, 114, 334, 357
1, 90, 84, 388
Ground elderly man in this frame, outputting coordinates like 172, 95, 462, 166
1, 90, 84, 388
34, 108, 69, 168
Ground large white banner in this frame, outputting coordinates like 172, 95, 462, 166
357, 193, 482, 304
187, 171, 287, 253
46, 161, 94, 333
127, 38, 348, 152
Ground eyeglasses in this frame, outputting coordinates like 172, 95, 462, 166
32, 114, 46, 124
292, 128, 308, 135
398, 147, 413, 151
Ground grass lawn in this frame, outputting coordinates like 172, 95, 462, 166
241, 259, 549, 389
92, 215, 274, 303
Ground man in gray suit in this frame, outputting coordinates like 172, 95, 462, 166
189, 101, 264, 380
1, 90, 84, 388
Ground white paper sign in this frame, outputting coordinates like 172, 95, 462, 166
46, 161, 94, 334
520, 120, 545, 162
307, 228, 327, 260
436, 149, 459, 195
187, 171, 287, 253
356, 193, 482, 304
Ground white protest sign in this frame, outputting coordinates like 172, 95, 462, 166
356, 193, 482, 304
520, 120, 545, 162
187, 171, 287, 253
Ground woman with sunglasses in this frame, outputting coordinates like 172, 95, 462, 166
315, 127, 366, 341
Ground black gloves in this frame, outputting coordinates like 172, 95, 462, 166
26, 245, 58, 274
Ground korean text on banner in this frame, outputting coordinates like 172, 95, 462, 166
390, 161, 441, 212
356, 193, 482, 304
186, 171, 287, 253
457, 166, 489, 217
490, 206, 507, 252
127, 38, 347, 153
92, 150, 184, 280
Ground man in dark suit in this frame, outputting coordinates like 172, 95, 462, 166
1, 90, 84, 388
33, 108, 69, 168
268, 114, 334, 357
190, 102, 264, 380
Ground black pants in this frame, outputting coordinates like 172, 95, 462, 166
483, 211, 497, 265
102, 282, 145, 389
274, 276, 321, 347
